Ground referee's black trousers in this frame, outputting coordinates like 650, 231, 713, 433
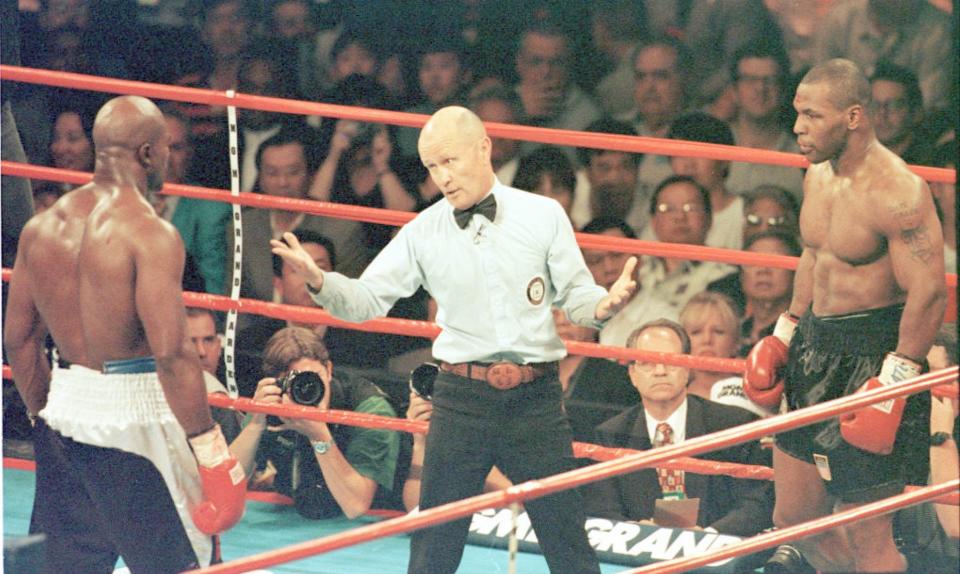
408, 371, 601, 574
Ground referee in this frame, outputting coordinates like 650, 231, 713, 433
272, 106, 637, 573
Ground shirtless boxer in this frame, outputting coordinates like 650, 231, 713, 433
742, 59, 946, 572
4, 95, 245, 573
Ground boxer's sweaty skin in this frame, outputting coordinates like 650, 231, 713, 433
791, 79, 944, 361
5, 95, 213, 435
4, 187, 104, 414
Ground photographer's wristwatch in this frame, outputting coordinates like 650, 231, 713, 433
311, 439, 332, 455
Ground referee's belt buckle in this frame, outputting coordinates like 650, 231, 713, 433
439, 361, 553, 390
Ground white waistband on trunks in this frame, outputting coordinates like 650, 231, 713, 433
38, 366, 213, 566
40, 365, 178, 431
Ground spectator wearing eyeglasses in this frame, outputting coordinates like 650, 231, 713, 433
725, 39, 805, 200
707, 187, 800, 314
742, 184, 800, 242
584, 319, 773, 539
600, 176, 736, 346
617, 35, 692, 193
513, 20, 602, 163
643, 112, 743, 250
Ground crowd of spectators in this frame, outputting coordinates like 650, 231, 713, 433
3, 0, 956, 568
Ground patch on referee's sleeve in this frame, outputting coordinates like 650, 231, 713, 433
526, 276, 545, 305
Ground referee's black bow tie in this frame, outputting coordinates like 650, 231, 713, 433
453, 194, 497, 229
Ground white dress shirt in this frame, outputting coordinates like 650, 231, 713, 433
311, 179, 608, 364
645, 398, 688, 444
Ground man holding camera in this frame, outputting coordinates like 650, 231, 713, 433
230, 326, 401, 519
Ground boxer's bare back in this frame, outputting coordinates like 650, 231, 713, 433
5, 95, 213, 434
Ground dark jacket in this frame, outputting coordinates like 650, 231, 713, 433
583, 395, 774, 537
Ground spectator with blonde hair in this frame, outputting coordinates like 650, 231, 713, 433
679, 292, 772, 418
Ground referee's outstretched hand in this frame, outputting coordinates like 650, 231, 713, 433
270, 232, 325, 293
594, 256, 638, 321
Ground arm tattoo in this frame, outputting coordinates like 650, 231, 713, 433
892, 203, 935, 264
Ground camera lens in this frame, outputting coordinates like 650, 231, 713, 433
289, 371, 325, 406
409, 363, 439, 400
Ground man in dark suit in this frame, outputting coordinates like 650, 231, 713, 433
584, 318, 773, 537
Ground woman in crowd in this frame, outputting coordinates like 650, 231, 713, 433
32, 103, 97, 212
679, 291, 743, 398
738, 230, 801, 355
680, 291, 772, 417
742, 184, 800, 242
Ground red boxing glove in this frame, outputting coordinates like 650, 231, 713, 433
841, 353, 922, 455
743, 313, 797, 408
188, 424, 247, 535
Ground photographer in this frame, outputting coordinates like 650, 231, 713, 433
402, 365, 512, 512
230, 326, 401, 519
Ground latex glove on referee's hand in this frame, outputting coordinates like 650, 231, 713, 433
188, 424, 247, 534
593, 256, 637, 321
841, 352, 921, 455
595, 256, 638, 321
271, 232, 325, 293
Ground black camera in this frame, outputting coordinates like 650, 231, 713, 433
279, 370, 326, 406
409, 363, 439, 400
267, 370, 326, 427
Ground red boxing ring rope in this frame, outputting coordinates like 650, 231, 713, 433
6, 269, 957, 380
0, 65, 955, 184
3, 160, 958, 291
0, 358, 771, 479
4, 64, 957, 572
0, 161, 811, 271
0, 268, 747, 373
205, 395, 774, 480
1, 357, 952, 476
188, 367, 957, 573
625, 480, 960, 574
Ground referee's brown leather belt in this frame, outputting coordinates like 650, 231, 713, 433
439, 360, 557, 390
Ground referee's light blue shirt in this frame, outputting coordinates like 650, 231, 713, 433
310, 179, 609, 364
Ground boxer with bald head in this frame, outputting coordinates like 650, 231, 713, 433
273, 106, 637, 573
4, 95, 245, 573
742, 59, 946, 572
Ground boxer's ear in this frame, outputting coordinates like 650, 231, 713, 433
138, 142, 153, 169
847, 104, 865, 130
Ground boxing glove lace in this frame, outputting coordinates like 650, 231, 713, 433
840, 352, 922, 455
742, 313, 798, 408
188, 424, 247, 534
